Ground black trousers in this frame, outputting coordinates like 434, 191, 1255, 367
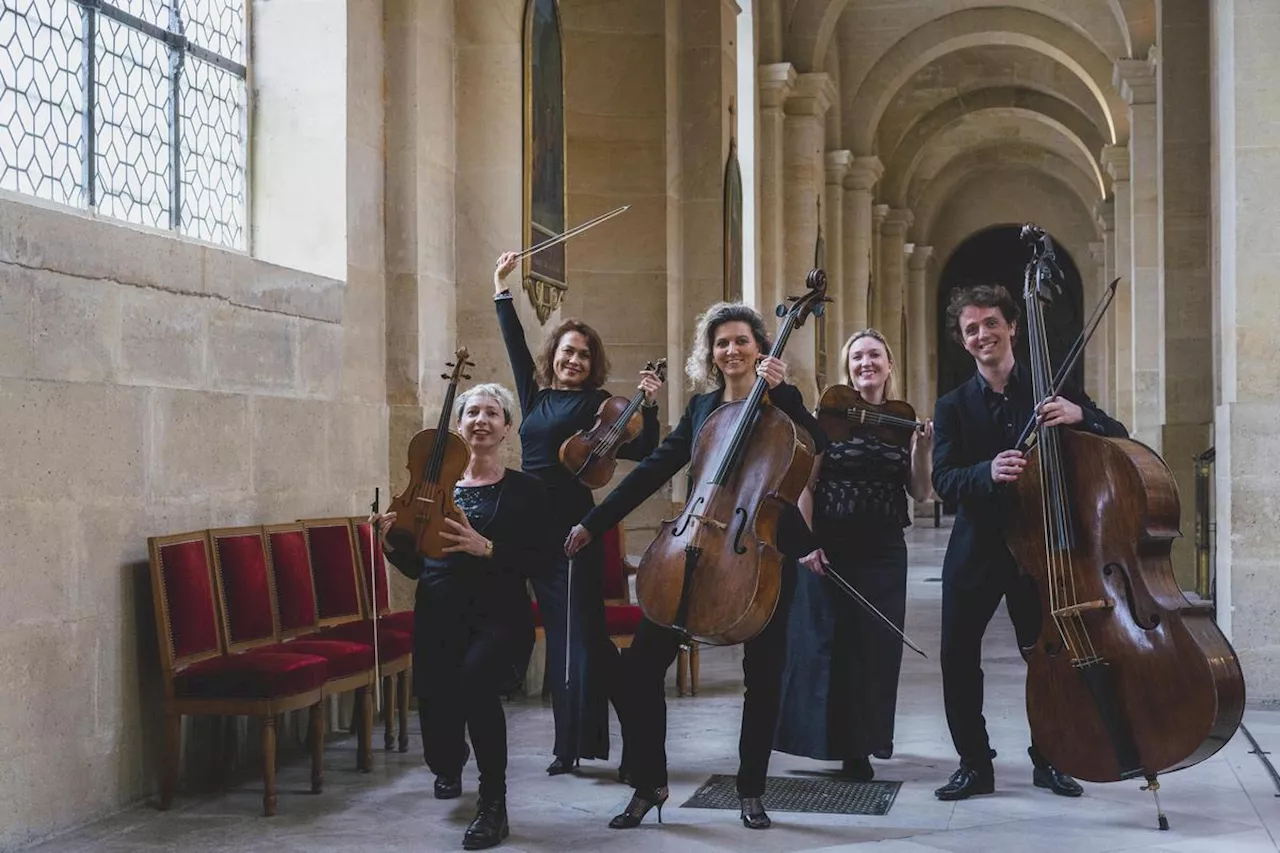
940, 558, 1046, 768
619, 564, 795, 798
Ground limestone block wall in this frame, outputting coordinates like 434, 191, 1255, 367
0, 197, 388, 849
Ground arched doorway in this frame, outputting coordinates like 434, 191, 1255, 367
935, 225, 1084, 398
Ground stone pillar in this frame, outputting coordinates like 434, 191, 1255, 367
1094, 198, 1117, 412
870, 204, 889, 332
907, 245, 933, 415
781, 71, 836, 401
1116, 58, 1163, 451
843, 156, 883, 337
1159, 0, 1214, 591
1102, 146, 1133, 430
824, 150, 852, 383
1211, 0, 1280, 699
878, 209, 913, 367
758, 63, 796, 312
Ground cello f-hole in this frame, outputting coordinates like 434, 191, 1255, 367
731, 507, 750, 555
673, 496, 704, 537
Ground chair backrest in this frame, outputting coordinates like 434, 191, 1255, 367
350, 518, 390, 617
600, 526, 632, 604
148, 531, 223, 693
210, 526, 279, 653
264, 523, 321, 638
299, 518, 363, 626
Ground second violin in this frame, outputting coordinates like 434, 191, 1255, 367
816, 384, 922, 447
560, 359, 668, 489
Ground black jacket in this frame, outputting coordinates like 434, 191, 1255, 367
581, 383, 827, 558
931, 369, 1127, 588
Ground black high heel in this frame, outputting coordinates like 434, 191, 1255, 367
608, 786, 669, 829
739, 796, 771, 829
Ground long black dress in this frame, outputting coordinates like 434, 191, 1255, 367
384, 469, 552, 800
495, 293, 660, 763
775, 432, 911, 762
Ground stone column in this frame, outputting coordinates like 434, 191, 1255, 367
758, 63, 796, 312
1102, 146, 1133, 430
1094, 198, 1117, 412
1211, 0, 1280, 700
825, 150, 852, 383
878, 209, 913, 367
907, 245, 933, 415
1116, 58, 1163, 451
870, 204, 889, 332
1159, 0, 1214, 590
781, 71, 836, 401
843, 156, 883, 337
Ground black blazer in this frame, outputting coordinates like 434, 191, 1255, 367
931, 369, 1127, 588
581, 383, 827, 558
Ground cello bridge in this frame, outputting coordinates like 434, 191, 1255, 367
1053, 599, 1114, 619
688, 514, 727, 531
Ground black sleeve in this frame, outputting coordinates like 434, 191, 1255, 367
495, 295, 539, 415
382, 531, 425, 581
617, 403, 662, 461
768, 382, 829, 453
491, 476, 555, 579
1065, 386, 1129, 438
580, 402, 697, 535
931, 394, 997, 504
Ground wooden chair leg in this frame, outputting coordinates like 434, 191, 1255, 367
358, 687, 373, 773
160, 712, 181, 810
397, 671, 411, 753
383, 675, 395, 751
676, 648, 688, 697
690, 645, 700, 695
309, 703, 324, 794
261, 715, 278, 816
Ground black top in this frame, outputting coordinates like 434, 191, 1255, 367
815, 434, 911, 530
495, 293, 660, 527
931, 365, 1127, 587
581, 383, 828, 559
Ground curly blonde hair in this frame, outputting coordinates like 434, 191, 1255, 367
685, 302, 772, 392
838, 328, 897, 399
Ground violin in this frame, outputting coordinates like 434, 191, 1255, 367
816, 384, 922, 447
635, 270, 828, 646
386, 348, 474, 560
560, 358, 668, 490
1004, 226, 1243, 826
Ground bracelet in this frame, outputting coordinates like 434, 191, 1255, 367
641, 397, 658, 409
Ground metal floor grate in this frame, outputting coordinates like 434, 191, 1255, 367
680, 774, 901, 816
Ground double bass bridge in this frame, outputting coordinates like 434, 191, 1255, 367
1052, 598, 1114, 619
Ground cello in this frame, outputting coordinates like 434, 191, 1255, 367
1005, 226, 1244, 828
386, 348, 474, 559
559, 358, 668, 489
635, 270, 828, 646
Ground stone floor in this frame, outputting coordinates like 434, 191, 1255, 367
28, 525, 1280, 852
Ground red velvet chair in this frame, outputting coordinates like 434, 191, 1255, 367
210, 526, 377, 771
297, 518, 414, 752
148, 531, 327, 816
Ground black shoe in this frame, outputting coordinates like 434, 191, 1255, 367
462, 797, 509, 850
434, 775, 462, 799
545, 756, 579, 776
934, 763, 995, 800
739, 796, 771, 829
872, 745, 893, 760
617, 765, 631, 785
1033, 764, 1083, 797
839, 756, 875, 783
608, 786, 669, 828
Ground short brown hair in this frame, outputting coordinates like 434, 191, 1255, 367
946, 284, 1021, 345
536, 318, 609, 389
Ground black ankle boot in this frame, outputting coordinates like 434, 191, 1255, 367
739, 796, 771, 829
608, 786, 669, 829
462, 797, 509, 850
840, 756, 874, 782
434, 774, 462, 800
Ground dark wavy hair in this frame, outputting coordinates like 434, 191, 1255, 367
945, 284, 1021, 346
536, 318, 609, 390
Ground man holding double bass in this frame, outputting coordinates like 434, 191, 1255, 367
931, 283, 1127, 801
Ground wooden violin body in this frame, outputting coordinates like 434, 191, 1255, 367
561, 359, 667, 490
816, 384, 919, 447
1006, 430, 1245, 782
637, 401, 815, 645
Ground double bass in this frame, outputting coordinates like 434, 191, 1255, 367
386, 348, 474, 559
560, 358, 668, 489
1005, 226, 1244, 828
635, 270, 828, 646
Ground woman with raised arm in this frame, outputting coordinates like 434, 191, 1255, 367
492, 252, 664, 777
775, 329, 933, 782
378, 383, 550, 851
564, 302, 827, 831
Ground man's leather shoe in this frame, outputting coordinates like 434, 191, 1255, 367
934, 763, 995, 800
462, 797, 509, 850
1033, 764, 1083, 797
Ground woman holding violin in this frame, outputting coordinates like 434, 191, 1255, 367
564, 302, 827, 831
492, 252, 664, 776
377, 383, 550, 851
774, 329, 932, 782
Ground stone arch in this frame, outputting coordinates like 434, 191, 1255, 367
846, 7, 1129, 154
881, 90, 1106, 206
784, 0, 849, 72
1110, 0, 1157, 57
